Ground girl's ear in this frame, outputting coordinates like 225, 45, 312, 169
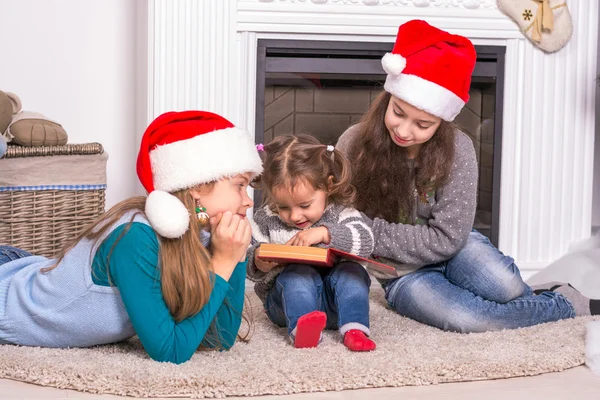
327, 175, 334, 192
188, 187, 203, 202
189, 181, 215, 200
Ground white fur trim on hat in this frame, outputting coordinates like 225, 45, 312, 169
384, 73, 465, 121
150, 127, 263, 193
586, 321, 600, 376
145, 190, 190, 238
381, 53, 406, 76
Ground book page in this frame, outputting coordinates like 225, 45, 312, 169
329, 248, 401, 277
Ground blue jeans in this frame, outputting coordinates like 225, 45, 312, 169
0, 245, 32, 266
265, 261, 371, 336
384, 230, 575, 332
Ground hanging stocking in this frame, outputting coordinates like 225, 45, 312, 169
497, 0, 573, 53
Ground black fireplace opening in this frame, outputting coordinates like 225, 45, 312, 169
255, 39, 505, 246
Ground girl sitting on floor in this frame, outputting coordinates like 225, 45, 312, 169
247, 134, 376, 352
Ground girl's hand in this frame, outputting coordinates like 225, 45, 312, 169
286, 227, 330, 247
254, 247, 280, 273
209, 211, 252, 280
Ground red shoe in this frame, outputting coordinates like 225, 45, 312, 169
343, 329, 376, 352
293, 311, 327, 348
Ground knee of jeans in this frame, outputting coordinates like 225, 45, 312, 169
459, 230, 513, 262
497, 277, 527, 303
384, 273, 428, 308
457, 234, 525, 302
265, 303, 287, 328
486, 261, 528, 303
331, 261, 371, 285
458, 231, 491, 258
277, 264, 321, 287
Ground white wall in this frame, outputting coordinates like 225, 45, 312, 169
594, 4, 600, 232
0, 0, 138, 209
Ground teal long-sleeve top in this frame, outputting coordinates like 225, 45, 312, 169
92, 222, 246, 364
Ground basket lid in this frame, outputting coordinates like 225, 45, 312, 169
4, 143, 104, 158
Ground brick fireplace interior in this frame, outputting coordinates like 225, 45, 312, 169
257, 40, 504, 245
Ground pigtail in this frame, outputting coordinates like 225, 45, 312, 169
326, 146, 356, 207
254, 135, 298, 209
257, 134, 356, 209
250, 143, 267, 191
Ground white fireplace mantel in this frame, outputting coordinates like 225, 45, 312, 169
138, 0, 598, 278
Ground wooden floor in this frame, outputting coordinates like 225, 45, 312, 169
1, 366, 598, 399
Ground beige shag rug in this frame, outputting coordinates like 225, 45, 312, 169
0, 290, 595, 398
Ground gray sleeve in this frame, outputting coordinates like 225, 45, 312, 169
323, 207, 374, 258
371, 133, 478, 265
245, 239, 264, 282
335, 124, 360, 157
245, 209, 271, 282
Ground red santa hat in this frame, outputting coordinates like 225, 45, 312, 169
381, 20, 477, 122
136, 110, 263, 238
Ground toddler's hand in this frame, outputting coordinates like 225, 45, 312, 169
254, 247, 280, 273
286, 227, 330, 247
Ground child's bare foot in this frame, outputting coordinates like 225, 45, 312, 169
343, 329, 376, 352
292, 311, 327, 348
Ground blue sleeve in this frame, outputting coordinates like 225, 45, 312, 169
201, 260, 247, 349
99, 222, 245, 364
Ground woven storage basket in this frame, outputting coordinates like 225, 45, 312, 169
0, 143, 106, 258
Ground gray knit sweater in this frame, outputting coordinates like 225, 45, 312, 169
336, 124, 478, 280
246, 203, 374, 303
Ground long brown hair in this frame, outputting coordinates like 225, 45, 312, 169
46, 187, 250, 346
256, 134, 355, 208
348, 91, 456, 222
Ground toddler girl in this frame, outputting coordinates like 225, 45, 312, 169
247, 134, 376, 351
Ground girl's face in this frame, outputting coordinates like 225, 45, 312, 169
271, 180, 328, 230
384, 96, 442, 158
193, 173, 254, 218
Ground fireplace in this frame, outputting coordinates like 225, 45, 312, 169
255, 39, 505, 246
143, 0, 598, 278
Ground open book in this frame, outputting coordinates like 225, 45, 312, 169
256, 243, 400, 277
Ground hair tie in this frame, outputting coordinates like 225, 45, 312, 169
326, 145, 335, 153
256, 143, 265, 152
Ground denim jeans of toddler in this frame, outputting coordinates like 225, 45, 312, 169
265, 261, 372, 336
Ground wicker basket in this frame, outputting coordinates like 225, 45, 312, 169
0, 143, 106, 258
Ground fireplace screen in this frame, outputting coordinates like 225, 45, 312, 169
256, 40, 505, 246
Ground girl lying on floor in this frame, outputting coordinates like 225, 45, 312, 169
0, 110, 262, 364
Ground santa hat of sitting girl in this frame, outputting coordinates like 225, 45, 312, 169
381, 20, 477, 122
136, 110, 263, 238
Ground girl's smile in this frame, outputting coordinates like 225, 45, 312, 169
391, 132, 411, 146
271, 180, 328, 230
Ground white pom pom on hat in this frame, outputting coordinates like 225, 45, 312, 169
381, 53, 406, 75
144, 190, 190, 239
